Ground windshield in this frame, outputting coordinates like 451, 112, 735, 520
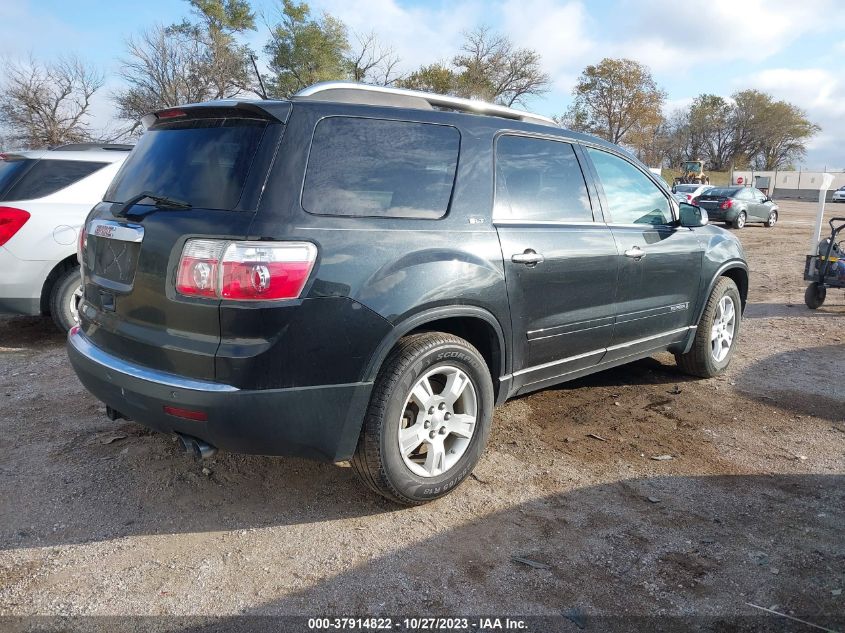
707, 187, 741, 197
105, 117, 268, 211
682, 162, 701, 171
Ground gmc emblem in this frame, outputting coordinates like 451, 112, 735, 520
94, 225, 115, 238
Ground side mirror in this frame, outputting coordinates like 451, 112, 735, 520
679, 202, 708, 227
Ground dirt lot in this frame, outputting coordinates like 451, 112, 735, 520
1, 200, 843, 630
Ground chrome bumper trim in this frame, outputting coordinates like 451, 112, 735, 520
68, 327, 239, 393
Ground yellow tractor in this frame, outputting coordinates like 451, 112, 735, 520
673, 160, 710, 186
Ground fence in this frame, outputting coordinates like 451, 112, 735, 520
731, 169, 845, 201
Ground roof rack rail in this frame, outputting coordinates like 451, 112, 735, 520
52, 143, 134, 152
293, 81, 558, 128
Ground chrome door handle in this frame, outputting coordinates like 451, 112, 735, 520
511, 249, 544, 266
624, 246, 646, 260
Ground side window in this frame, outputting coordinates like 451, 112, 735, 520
494, 135, 593, 222
586, 148, 673, 225
302, 117, 460, 219
5, 160, 107, 200
738, 188, 754, 201
754, 189, 767, 202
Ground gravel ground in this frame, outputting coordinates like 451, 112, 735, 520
0, 200, 843, 630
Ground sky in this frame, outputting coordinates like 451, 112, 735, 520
2, 0, 844, 169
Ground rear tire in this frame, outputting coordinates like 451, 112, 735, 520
49, 265, 82, 332
675, 277, 741, 378
804, 283, 826, 309
732, 211, 747, 229
764, 210, 778, 227
351, 332, 493, 505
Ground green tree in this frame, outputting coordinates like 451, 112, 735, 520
115, 0, 256, 129
264, 0, 349, 98
686, 94, 733, 170
563, 58, 666, 145
396, 63, 458, 94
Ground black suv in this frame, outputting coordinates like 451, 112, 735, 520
68, 82, 748, 505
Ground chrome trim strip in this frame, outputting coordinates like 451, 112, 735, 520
68, 328, 239, 393
503, 326, 695, 381
293, 81, 558, 127
87, 219, 145, 243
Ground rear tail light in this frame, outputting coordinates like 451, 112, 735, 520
720, 199, 733, 210
686, 194, 693, 201
691, 197, 700, 205
176, 239, 317, 301
0, 207, 30, 247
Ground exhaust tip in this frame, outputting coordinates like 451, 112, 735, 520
176, 433, 217, 460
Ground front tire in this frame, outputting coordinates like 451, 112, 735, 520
732, 211, 747, 229
49, 265, 82, 332
675, 277, 741, 378
764, 210, 778, 227
804, 283, 826, 309
351, 332, 494, 505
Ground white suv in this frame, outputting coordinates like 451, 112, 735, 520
0, 144, 132, 331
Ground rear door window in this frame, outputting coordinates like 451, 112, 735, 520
494, 135, 593, 222
3, 159, 106, 201
0, 157, 34, 199
106, 118, 268, 210
302, 117, 460, 219
586, 148, 673, 225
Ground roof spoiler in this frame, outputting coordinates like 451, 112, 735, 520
141, 101, 292, 129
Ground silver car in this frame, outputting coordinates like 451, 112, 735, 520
832, 186, 845, 202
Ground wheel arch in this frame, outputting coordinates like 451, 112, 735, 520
363, 306, 509, 405
699, 262, 749, 322
39, 254, 78, 315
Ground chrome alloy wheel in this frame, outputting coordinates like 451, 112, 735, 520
710, 295, 736, 362
70, 284, 83, 324
398, 365, 478, 478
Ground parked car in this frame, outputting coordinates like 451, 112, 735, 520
0, 144, 132, 330
672, 183, 712, 204
67, 82, 748, 505
832, 185, 845, 202
693, 186, 778, 229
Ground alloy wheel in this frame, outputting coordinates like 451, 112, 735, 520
397, 365, 478, 478
710, 296, 736, 362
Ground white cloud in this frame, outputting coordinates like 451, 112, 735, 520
612, 0, 845, 72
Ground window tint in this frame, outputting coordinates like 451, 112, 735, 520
587, 148, 672, 225
0, 158, 34, 200
674, 184, 698, 193
494, 136, 593, 222
5, 160, 106, 201
709, 187, 741, 197
302, 117, 459, 219
106, 118, 268, 210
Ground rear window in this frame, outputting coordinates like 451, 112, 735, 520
106, 118, 268, 210
302, 117, 460, 219
707, 188, 741, 197
674, 185, 698, 193
4, 159, 107, 201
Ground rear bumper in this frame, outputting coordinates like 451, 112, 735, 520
67, 327, 373, 461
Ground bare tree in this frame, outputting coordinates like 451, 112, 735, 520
0, 55, 104, 148
115, 1, 255, 130
453, 26, 550, 106
347, 31, 401, 86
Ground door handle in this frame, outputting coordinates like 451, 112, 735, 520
511, 249, 545, 266
624, 246, 646, 260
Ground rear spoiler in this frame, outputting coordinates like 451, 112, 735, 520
141, 100, 292, 129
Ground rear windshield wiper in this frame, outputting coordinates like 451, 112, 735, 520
113, 191, 192, 218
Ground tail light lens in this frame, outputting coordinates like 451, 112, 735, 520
176, 239, 317, 301
0, 207, 30, 247
691, 197, 700, 205
720, 199, 733, 210
686, 194, 693, 201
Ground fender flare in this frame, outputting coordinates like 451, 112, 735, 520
362, 305, 509, 384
